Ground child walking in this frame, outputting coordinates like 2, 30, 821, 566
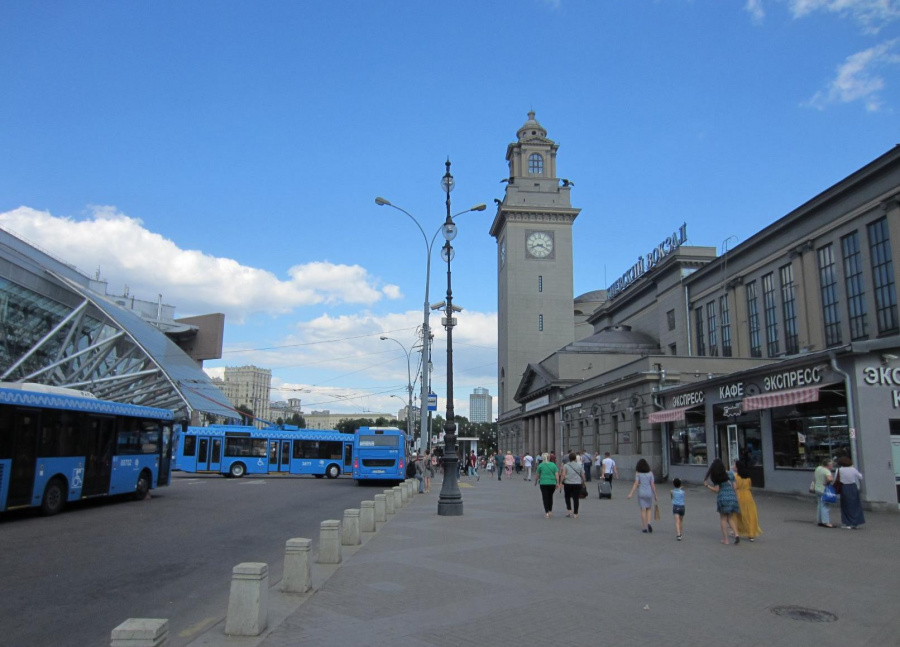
671, 478, 686, 540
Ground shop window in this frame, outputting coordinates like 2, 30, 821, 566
707, 301, 718, 356
695, 307, 705, 356
867, 217, 899, 335
771, 388, 849, 470
528, 153, 544, 175
669, 418, 707, 465
817, 244, 843, 346
841, 231, 868, 340
763, 272, 779, 357
633, 412, 642, 454
669, 343, 677, 355
778, 264, 799, 355
720, 294, 732, 357
746, 281, 762, 357
611, 415, 619, 454
667, 309, 676, 331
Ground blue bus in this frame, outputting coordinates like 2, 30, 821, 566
0, 383, 175, 516
352, 426, 407, 483
174, 425, 354, 478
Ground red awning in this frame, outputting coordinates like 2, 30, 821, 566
741, 383, 837, 411
648, 405, 702, 424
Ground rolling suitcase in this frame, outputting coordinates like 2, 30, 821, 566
598, 478, 612, 499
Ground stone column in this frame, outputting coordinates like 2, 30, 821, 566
384, 489, 395, 515
110, 619, 169, 647
282, 538, 311, 594
342, 509, 361, 546
374, 494, 387, 522
224, 562, 268, 636
360, 500, 376, 532
400, 481, 409, 504
317, 520, 342, 564
392, 486, 403, 510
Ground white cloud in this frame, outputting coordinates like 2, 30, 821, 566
804, 39, 900, 110
0, 206, 401, 322
746, 0, 766, 23
789, 0, 900, 32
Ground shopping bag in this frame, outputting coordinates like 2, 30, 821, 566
654, 504, 661, 520
822, 484, 838, 504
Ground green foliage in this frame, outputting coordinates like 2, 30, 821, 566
236, 404, 253, 426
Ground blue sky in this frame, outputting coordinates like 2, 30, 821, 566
1, 1, 898, 419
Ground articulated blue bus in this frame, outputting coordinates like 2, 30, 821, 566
352, 426, 408, 484
0, 383, 175, 516
174, 425, 354, 478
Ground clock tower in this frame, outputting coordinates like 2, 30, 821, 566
490, 112, 580, 417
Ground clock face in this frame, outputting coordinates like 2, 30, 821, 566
526, 231, 553, 258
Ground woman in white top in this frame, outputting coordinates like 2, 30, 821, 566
835, 456, 865, 529
561, 452, 585, 518
813, 458, 834, 528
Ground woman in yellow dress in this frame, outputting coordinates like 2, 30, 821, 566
733, 459, 762, 542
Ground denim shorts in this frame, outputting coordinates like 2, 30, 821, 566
672, 505, 686, 517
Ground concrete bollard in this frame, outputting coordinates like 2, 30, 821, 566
317, 519, 342, 564
374, 494, 387, 522
407, 478, 416, 498
392, 486, 403, 510
110, 618, 169, 647
282, 538, 312, 594
384, 489, 395, 516
360, 500, 376, 532
342, 508, 361, 546
399, 481, 409, 505
224, 562, 268, 637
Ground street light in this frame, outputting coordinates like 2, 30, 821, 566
381, 335, 415, 447
375, 173, 486, 465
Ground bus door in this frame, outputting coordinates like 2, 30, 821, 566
343, 443, 353, 472
195, 436, 222, 472
7, 409, 39, 508
82, 416, 115, 497
268, 440, 291, 473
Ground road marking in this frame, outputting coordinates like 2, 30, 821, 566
178, 617, 219, 637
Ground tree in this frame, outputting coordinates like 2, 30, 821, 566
236, 404, 253, 426
287, 413, 306, 428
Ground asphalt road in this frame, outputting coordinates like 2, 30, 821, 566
0, 472, 378, 647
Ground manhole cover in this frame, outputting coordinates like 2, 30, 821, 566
771, 606, 837, 623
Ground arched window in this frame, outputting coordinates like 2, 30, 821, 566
528, 153, 543, 175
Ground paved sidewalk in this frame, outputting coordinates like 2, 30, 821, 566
192, 473, 900, 647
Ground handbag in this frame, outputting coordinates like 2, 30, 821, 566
579, 483, 588, 498
809, 480, 817, 495
654, 504, 661, 520
822, 484, 838, 504
833, 468, 843, 495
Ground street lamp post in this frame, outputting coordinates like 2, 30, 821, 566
381, 336, 415, 446
374, 170, 485, 469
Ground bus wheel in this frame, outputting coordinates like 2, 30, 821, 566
229, 462, 246, 478
325, 464, 340, 479
41, 478, 67, 516
134, 470, 152, 500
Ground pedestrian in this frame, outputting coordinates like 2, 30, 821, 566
469, 451, 479, 481
414, 453, 425, 493
582, 450, 593, 482
495, 451, 504, 481
835, 456, 865, 529
704, 458, 741, 545
601, 452, 618, 494
733, 459, 761, 542
534, 452, 561, 518
514, 453, 522, 474
523, 451, 534, 481
424, 451, 434, 493
504, 450, 515, 479
671, 477, 686, 540
627, 458, 658, 533
561, 451, 586, 518
814, 458, 835, 528
487, 452, 495, 475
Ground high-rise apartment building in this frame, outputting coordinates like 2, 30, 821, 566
469, 387, 493, 423
222, 365, 272, 428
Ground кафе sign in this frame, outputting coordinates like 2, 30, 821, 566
670, 366, 827, 410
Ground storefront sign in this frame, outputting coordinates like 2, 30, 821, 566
861, 364, 900, 408
763, 366, 822, 391
719, 382, 744, 399
671, 390, 703, 408
564, 402, 582, 411
607, 223, 688, 299
722, 404, 743, 417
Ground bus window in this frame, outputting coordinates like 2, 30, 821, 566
182, 435, 197, 457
